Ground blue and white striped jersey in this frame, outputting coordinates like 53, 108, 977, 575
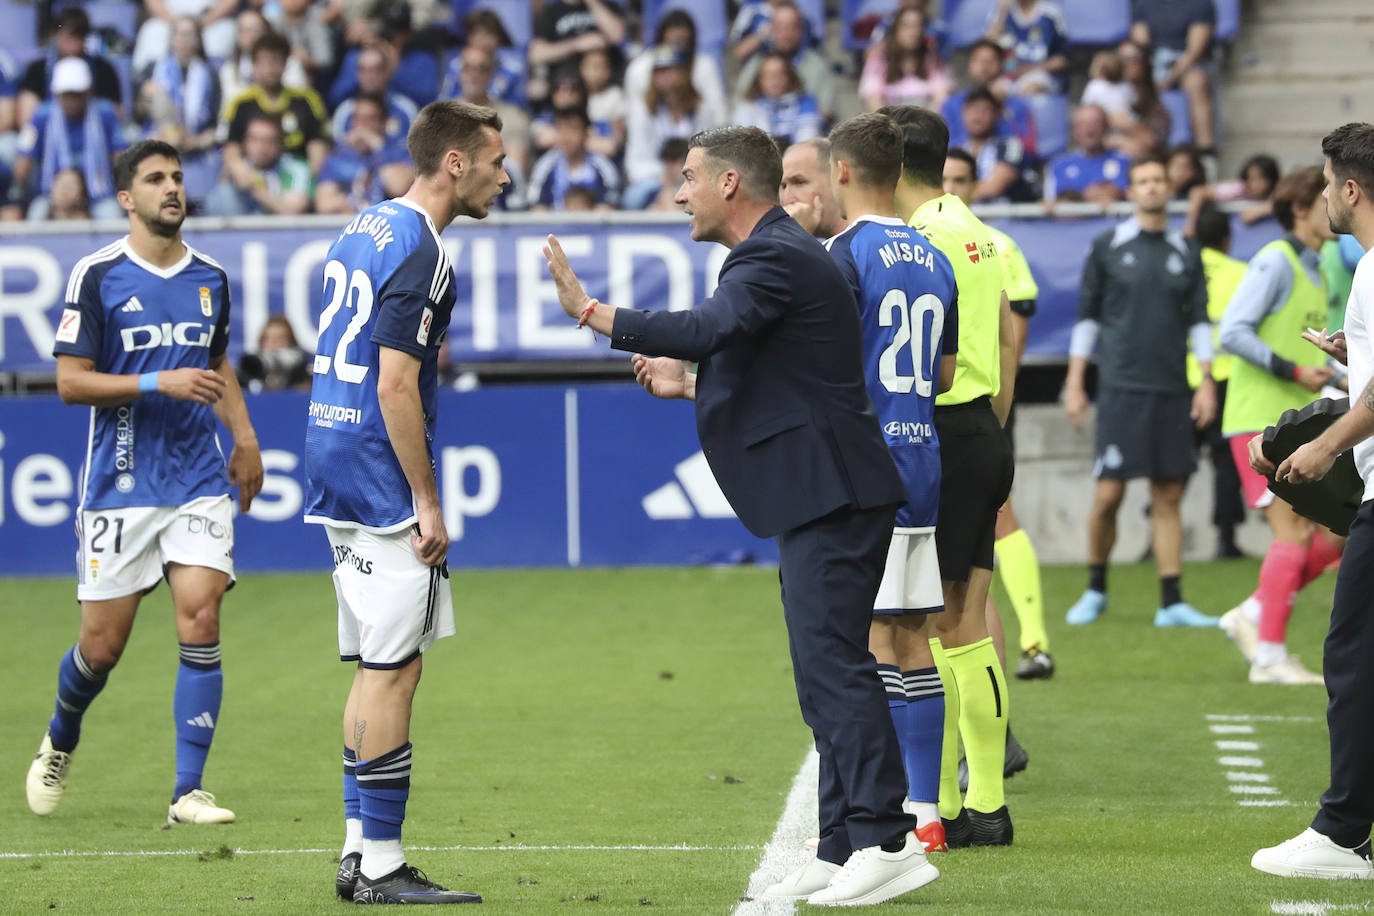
304, 198, 456, 532
826, 215, 959, 530
52, 238, 232, 511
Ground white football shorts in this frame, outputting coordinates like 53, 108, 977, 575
76, 495, 236, 601
326, 525, 456, 669
873, 528, 944, 615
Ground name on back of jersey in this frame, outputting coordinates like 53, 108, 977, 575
878, 236, 937, 272
342, 207, 398, 252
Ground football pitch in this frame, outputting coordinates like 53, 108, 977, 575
1, 560, 1369, 915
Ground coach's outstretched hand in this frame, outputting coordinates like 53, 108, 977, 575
543, 234, 592, 320
228, 438, 263, 514
412, 501, 449, 567
631, 354, 691, 400
160, 367, 226, 405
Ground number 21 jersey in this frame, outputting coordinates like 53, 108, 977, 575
304, 198, 456, 533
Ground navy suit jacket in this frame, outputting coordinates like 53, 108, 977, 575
611, 206, 904, 538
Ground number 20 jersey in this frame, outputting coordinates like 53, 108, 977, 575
826, 215, 959, 530
304, 198, 456, 533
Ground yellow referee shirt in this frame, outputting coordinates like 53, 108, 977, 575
990, 224, 1039, 303
910, 194, 1004, 405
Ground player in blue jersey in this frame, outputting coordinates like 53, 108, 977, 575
823, 112, 959, 854
26, 140, 263, 826
303, 99, 508, 905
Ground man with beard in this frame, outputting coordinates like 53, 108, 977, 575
27, 140, 263, 825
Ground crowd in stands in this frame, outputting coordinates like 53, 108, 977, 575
0, 0, 1260, 221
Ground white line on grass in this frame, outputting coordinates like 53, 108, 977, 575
1229, 785, 1281, 795
0, 843, 755, 861
1207, 715, 1317, 723
1227, 771, 1272, 782
1219, 756, 1266, 767
1216, 740, 1262, 751
1210, 724, 1256, 734
733, 746, 820, 916
1239, 800, 1294, 807
1271, 901, 1372, 914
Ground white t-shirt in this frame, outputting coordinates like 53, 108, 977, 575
1345, 248, 1374, 498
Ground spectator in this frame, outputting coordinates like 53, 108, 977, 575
11, 59, 126, 221
315, 93, 412, 215
984, 0, 1069, 95
644, 136, 689, 212
942, 40, 1036, 154
736, 3, 834, 121
624, 11, 727, 127
328, 4, 440, 112
46, 167, 90, 220
238, 315, 312, 393
778, 137, 846, 239
0, 50, 17, 158
1082, 48, 1134, 122
137, 17, 221, 158
1044, 106, 1130, 204
528, 0, 628, 105
859, 6, 954, 111
961, 87, 1038, 202
440, 10, 526, 107
267, 0, 336, 86
581, 48, 627, 161
1131, 0, 1216, 155
1188, 153, 1281, 231
561, 185, 600, 212
624, 45, 725, 208
207, 114, 313, 216
528, 107, 620, 211
19, 8, 124, 128
730, 0, 816, 64
330, 46, 419, 146
450, 44, 531, 174
220, 32, 330, 175
531, 69, 590, 154
1166, 144, 1206, 200
734, 52, 823, 147
132, 0, 237, 77
1112, 38, 1171, 155
219, 10, 309, 102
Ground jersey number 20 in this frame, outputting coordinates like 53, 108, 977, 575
313, 259, 375, 384
879, 290, 945, 396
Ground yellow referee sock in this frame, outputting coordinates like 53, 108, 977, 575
946, 637, 1009, 814
995, 528, 1049, 652
928, 637, 962, 819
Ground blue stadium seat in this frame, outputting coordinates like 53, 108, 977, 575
1059, 0, 1131, 46
1027, 92, 1069, 159
183, 148, 221, 206
1214, 0, 1240, 42
109, 52, 132, 111
0, 2, 38, 67
1162, 90, 1193, 147
641, 0, 728, 61
454, 0, 532, 50
841, 0, 899, 52
940, 0, 994, 49
790, 0, 828, 45
82, 1, 140, 44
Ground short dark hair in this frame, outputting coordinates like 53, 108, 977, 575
553, 106, 590, 129
654, 9, 698, 55
1271, 165, 1328, 231
945, 146, 976, 174
876, 105, 948, 189
968, 38, 1003, 61
55, 7, 90, 38
251, 31, 291, 61
688, 126, 782, 202
1194, 205, 1231, 250
352, 92, 388, 116
1240, 154, 1280, 191
408, 99, 503, 177
829, 113, 903, 189
463, 9, 512, 46
114, 140, 181, 192
1322, 122, 1374, 199
659, 137, 690, 163
1128, 152, 1168, 180
963, 87, 1001, 111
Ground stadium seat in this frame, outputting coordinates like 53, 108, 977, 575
109, 52, 133, 111
841, 0, 900, 52
1058, 0, 1131, 46
1214, 0, 1240, 42
81, 1, 140, 45
1027, 92, 1070, 159
641, 0, 728, 61
940, 0, 994, 49
183, 148, 221, 207
1162, 90, 1193, 147
0, 2, 38, 66
454, 0, 533, 50
790, 0, 828, 46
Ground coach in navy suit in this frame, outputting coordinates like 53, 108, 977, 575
544, 126, 937, 905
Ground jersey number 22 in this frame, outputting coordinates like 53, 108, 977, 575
313, 259, 375, 384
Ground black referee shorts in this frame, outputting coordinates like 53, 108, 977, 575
1094, 387, 1197, 481
934, 397, 1014, 581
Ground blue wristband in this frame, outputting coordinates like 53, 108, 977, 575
138, 371, 159, 394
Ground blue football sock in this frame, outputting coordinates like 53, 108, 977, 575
357, 742, 412, 843
173, 642, 222, 801
48, 645, 107, 753
877, 662, 908, 777
344, 746, 361, 821
902, 667, 945, 804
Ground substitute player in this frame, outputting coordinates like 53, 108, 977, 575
886, 105, 1017, 847
303, 99, 508, 905
27, 140, 263, 824
824, 112, 959, 853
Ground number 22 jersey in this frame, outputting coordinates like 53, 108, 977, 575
304, 198, 456, 533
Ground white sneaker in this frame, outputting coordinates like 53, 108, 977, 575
26, 731, 72, 816
806, 832, 939, 906
168, 789, 236, 824
1249, 655, 1324, 685
1252, 828, 1373, 879
759, 856, 840, 899
1219, 606, 1260, 663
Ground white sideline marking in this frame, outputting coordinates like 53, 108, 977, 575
1271, 901, 1371, 915
1220, 756, 1266, 767
1230, 785, 1281, 795
733, 746, 820, 916
1240, 800, 1294, 807
1216, 740, 1261, 751
0, 843, 753, 861
1210, 724, 1256, 734
1227, 771, 1272, 782
1207, 715, 1317, 723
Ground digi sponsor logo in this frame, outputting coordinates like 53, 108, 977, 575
331, 543, 374, 575
120, 321, 213, 352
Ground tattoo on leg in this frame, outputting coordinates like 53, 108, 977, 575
1361, 376, 1374, 415
354, 720, 366, 752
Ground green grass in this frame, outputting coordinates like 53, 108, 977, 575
0, 560, 1367, 914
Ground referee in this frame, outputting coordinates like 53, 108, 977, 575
1063, 153, 1219, 628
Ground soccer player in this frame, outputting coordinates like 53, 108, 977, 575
1063, 153, 1218, 628
1216, 166, 1343, 685
303, 99, 508, 905
27, 139, 263, 824
824, 112, 958, 853
886, 105, 1018, 847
